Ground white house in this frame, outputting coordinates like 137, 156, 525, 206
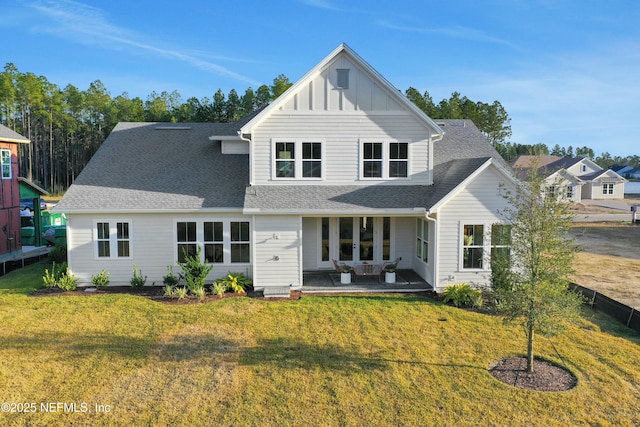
510, 156, 626, 202
53, 43, 518, 292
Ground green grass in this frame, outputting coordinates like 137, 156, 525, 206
1, 260, 639, 426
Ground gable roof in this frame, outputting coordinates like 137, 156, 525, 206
509, 155, 560, 170
54, 122, 249, 212
239, 43, 444, 138
0, 124, 30, 144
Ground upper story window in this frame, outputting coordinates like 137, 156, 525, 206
1, 149, 11, 179
360, 141, 409, 179
273, 140, 324, 180
336, 69, 349, 89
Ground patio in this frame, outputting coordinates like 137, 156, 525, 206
302, 269, 432, 293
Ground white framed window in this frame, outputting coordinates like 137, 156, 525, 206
175, 219, 251, 264
416, 219, 429, 263
336, 69, 349, 89
491, 224, 511, 266
95, 221, 132, 259
360, 141, 410, 179
602, 183, 614, 195
1, 149, 11, 179
273, 140, 324, 180
462, 224, 484, 270
566, 186, 573, 199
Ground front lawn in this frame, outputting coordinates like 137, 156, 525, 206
1, 260, 639, 426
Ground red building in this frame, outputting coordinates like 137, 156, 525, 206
0, 125, 30, 259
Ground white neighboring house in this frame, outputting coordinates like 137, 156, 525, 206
510, 156, 626, 202
53, 43, 519, 292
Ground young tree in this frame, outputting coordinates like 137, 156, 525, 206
495, 160, 584, 372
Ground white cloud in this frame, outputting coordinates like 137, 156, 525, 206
27, 0, 260, 86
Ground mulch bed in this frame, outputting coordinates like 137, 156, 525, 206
489, 356, 577, 391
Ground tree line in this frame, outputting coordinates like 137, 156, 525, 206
0, 62, 636, 194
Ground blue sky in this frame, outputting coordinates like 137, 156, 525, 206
2, 0, 639, 156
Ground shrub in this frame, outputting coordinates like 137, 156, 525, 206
217, 272, 252, 293
163, 266, 180, 287
192, 286, 207, 300
42, 262, 67, 288
212, 282, 227, 297
91, 269, 111, 288
130, 265, 147, 288
178, 246, 213, 292
57, 268, 78, 291
174, 286, 188, 300
163, 285, 175, 297
48, 245, 67, 264
442, 283, 483, 308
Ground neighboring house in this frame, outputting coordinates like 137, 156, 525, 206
53, 43, 518, 292
510, 155, 626, 202
0, 125, 30, 259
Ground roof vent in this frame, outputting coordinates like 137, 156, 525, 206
155, 126, 191, 130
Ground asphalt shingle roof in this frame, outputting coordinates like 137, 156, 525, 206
0, 124, 29, 143
55, 122, 249, 211
56, 119, 507, 213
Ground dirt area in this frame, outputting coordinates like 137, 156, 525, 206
569, 222, 640, 309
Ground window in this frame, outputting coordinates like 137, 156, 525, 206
462, 225, 484, 269
177, 221, 197, 262
97, 222, 110, 257
96, 221, 131, 258
566, 186, 573, 199
204, 222, 223, 263
1, 149, 10, 179
275, 142, 295, 178
337, 69, 349, 89
231, 221, 250, 263
302, 142, 322, 178
389, 143, 408, 178
416, 219, 429, 263
581, 164, 587, 172
273, 140, 323, 179
363, 142, 383, 178
603, 183, 614, 195
491, 224, 511, 266
117, 222, 130, 257
360, 141, 410, 179
547, 185, 558, 198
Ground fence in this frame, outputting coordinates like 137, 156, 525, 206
570, 283, 640, 333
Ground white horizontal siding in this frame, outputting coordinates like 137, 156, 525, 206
251, 112, 430, 185
67, 212, 251, 287
253, 215, 302, 290
436, 166, 514, 291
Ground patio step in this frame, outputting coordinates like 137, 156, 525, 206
263, 286, 292, 298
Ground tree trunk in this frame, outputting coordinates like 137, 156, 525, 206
526, 324, 535, 373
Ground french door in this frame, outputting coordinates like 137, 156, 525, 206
320, 217, 391, 267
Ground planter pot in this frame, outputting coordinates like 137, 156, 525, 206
340, 272, 351, 284
385, 271, 396, 284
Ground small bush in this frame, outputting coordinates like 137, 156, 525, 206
174, 286, 188, 300
442, 283, 483, 308
163, 266, 180, 287
42, 262, 67, 288
178, 246, 213, 292
216, 272, 252, 294
91, 269, 111, 287
48, 245, 67, 264
57, 268, 78, 291
163, 285, 175, 297
192, 286, 207, 300
212, 282, 227, 297
130, 265, 147, 288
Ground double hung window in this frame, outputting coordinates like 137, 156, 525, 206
1, 149, 11, 179
462, 225, 484, 269
96, 221, 131, 258
361, 141, 409, 179
176, 220, 250, 264
273, 140, 323, 179
602, 184, 614, 195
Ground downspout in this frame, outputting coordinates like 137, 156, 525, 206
238, 131, 253, 186
425, 210, 438, 291
428, 132, 444, 186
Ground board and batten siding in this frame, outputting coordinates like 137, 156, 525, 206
435, 166, 513, 291
251, 112, 431, 186
252, 215, 302, 290
66, 212, 251, 286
